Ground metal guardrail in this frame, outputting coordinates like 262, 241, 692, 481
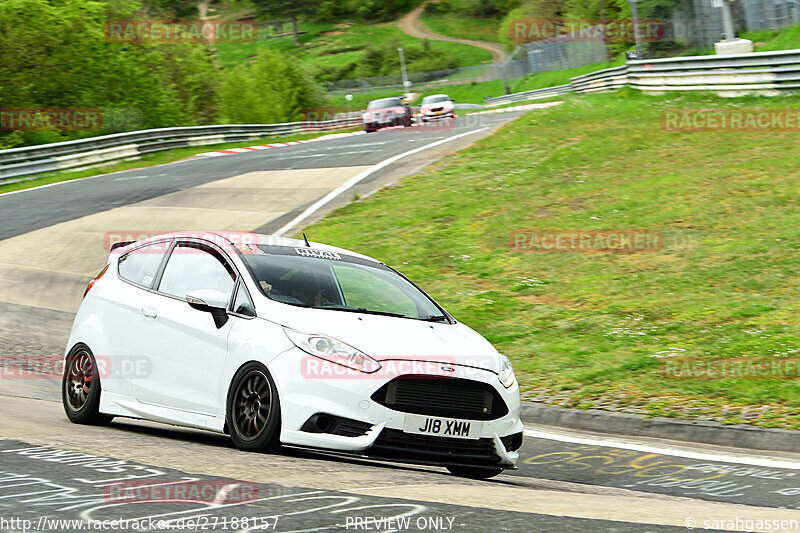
484, 49, 800, 106
483, 84, 572, 106
5, 49, 800, 183
0, 117, 361, 184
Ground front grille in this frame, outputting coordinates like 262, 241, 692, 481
431, 106, 444, 112
370, 428, 500, 465
371, 376, 508, 420
332, 417, 373, 437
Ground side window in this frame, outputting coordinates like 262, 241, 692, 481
118, 241, 169, 288
158, 242, 236, 300
232, 283, 256, 317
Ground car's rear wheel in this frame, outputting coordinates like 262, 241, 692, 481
227, 362, 281, 452
446, 465, 503, 480
62, 345, 113, 425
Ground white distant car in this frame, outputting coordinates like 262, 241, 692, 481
420, 94, 455, 122
63, 232, 523, 478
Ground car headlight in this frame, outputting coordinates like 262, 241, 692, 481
498, 354, 516, 388
283, 328, 381, 374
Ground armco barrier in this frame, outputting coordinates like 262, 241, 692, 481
485, 48, 800, 106
6, 50, 800, 183
0, 118, 361, 184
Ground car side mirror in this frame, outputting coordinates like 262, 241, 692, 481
186, 289, 229, 328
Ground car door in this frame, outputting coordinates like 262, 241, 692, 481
130, 239, 236, 416
110, 239, 172, 397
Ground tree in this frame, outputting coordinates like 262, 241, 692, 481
217, 49, 324, 124
252, 0, 323, 45
0, 0, 220, 147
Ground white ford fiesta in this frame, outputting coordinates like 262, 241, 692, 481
63, 231, 523, 478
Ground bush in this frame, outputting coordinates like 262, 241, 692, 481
217, 49, 324, 123
424, 0, 453, 14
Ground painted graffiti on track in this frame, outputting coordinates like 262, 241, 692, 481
0, 440, 658, 532
517, 440, 800, 508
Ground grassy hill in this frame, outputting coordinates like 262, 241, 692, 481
215, 19, 492, 75
420, 0, 503, 42
303, 89, 800, 430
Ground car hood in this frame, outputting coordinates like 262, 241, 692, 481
271, 306, 500, 372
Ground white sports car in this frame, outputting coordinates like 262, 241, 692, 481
63, 231, 523, 478
420, 94, 456, 122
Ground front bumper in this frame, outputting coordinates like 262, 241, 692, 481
267, 348, 523, 467
422, 111, 455, 120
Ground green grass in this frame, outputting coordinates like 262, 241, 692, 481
741, 23, 800, 51
420, 0, 502, 43
512, 56, 626, 92
216, 20, 492, 71
0, 128, 358, 195
302, 89, 800, 429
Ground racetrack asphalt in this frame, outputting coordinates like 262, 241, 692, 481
1, 112, 799, 532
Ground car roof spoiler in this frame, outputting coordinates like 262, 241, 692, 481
110, 240, 135, 252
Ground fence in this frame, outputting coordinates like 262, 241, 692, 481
484, 48, 800, 106
327, 1, 800, 96
326, 26, 610, 95
325, 61, 514, 94
0, 117, 361, 184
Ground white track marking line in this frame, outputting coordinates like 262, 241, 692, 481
524, 428, 800, 470
114, 173, 167, 181
0, 170, 129, 196
346, 484, 432, 492
273, 127, 488, 237
0, 132, 367, 196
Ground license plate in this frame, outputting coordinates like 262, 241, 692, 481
403, 414, 482, 440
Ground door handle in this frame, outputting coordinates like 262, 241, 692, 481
141, 306, 158, 319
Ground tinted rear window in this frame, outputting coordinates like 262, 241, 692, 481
118, 241, 170, 288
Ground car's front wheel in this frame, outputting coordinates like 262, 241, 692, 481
446, 465, 503, 480
227, 362, 281, 452
62, 344, 113, 425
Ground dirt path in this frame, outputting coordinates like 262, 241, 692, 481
397, 2, 509, 63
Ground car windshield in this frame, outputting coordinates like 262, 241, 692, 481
238, 246, 445, 320
423, 96, 449, 104
368, 98, 402, 109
